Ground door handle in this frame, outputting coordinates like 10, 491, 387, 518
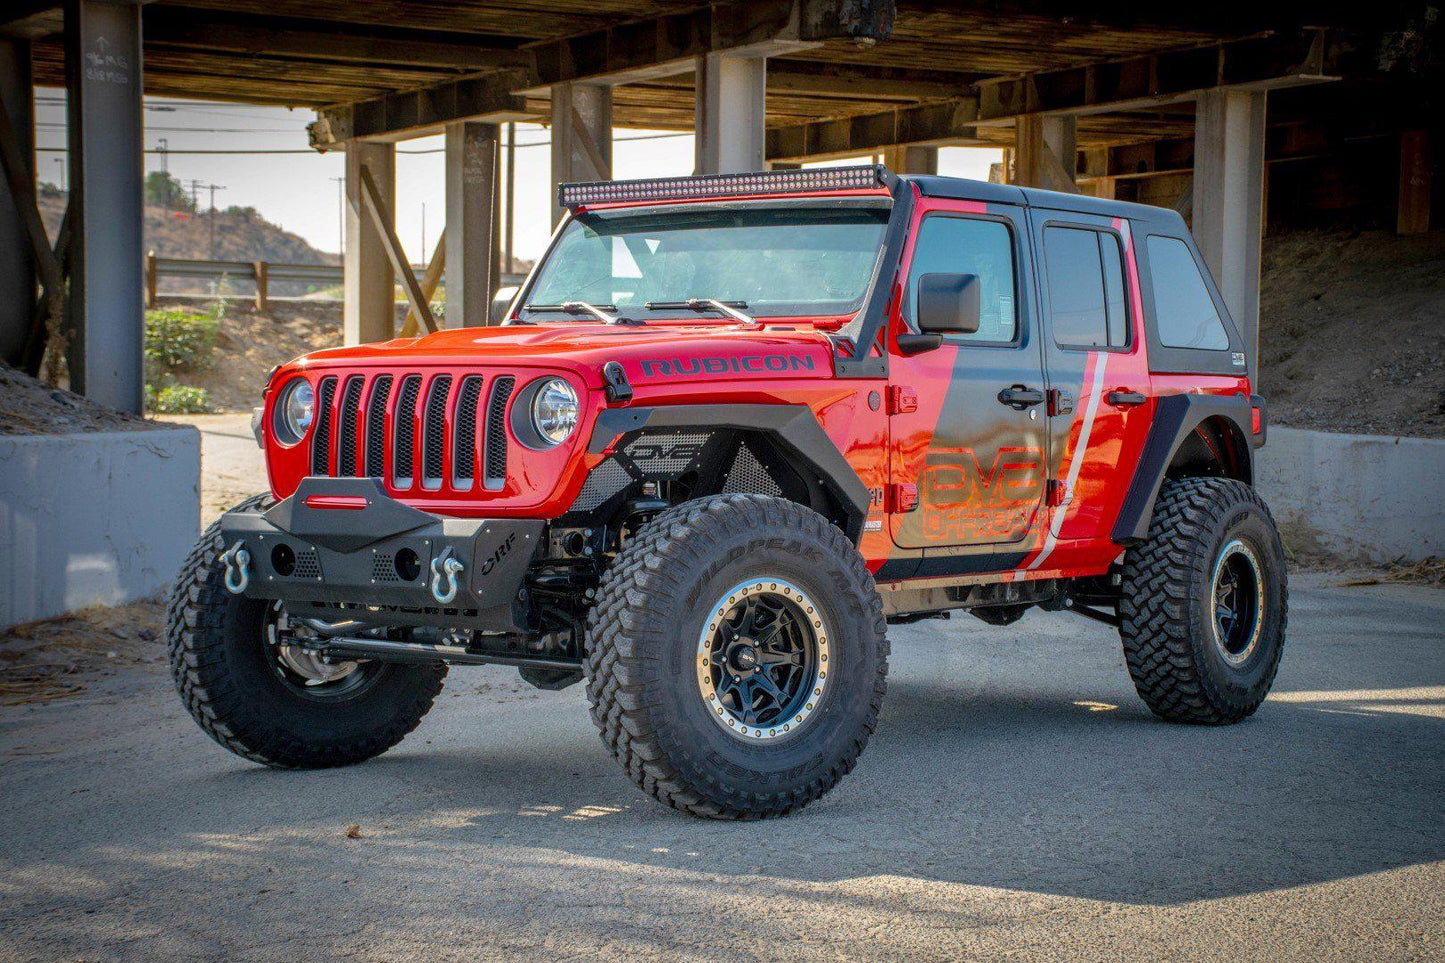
1106, 389, 1147, 407
997, 385, 1045, 409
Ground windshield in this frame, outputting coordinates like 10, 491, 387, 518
522, 202, 890, 320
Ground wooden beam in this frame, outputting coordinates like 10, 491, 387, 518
358, 165, 436, 334
765, 62, 972, 101
311, 0, 897, 146
143, 9, 530, 71
400, 228, 446, 338
1397, 130, 1432, 236
767, 29, 1339, 160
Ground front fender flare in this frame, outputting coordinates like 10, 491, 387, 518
588, 404, 872, 543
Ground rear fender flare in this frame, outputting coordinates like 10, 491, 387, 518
1112, 394, 1254, 545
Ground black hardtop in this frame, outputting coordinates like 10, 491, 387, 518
906, 174, 1183, 229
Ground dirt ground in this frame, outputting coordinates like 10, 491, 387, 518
0, 364, 156, 436
176, 301, 342, 413
1258, 229, 1445, 438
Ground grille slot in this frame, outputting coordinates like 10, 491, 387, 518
421, 375, 453, 490
364, 375, 392, 478
393, 375, 422, 489
336, 376, 364, 477
309, 376, 337, 476
483, 376, 515, 490
453, 376, 484, 489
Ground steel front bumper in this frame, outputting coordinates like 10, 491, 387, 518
216, 477, 543, 632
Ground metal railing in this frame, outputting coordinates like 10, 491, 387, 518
144, 252, 524, 311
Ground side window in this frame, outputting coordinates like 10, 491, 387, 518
904, 216, 1017, 343
1043, 226, 1129, 349
1146, 235, 1231, 350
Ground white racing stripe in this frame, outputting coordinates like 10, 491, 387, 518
1025, 352, 1109, 572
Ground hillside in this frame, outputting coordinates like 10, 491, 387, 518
36, 185, 336, 295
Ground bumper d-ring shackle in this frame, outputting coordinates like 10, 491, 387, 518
220, 541, 251, 595
430, 546, 465, 605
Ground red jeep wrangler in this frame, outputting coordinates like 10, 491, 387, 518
169, 166, 1286, 819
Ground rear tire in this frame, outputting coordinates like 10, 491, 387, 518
166, 494, 446, 768
584, 494, 889, 819
1119, 477, 1288, 724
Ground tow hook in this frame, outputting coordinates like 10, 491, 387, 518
430, 547, 465, 605
220, 541, 251, 595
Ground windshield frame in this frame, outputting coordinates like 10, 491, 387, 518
510, 195, 896, 325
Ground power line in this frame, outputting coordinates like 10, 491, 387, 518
33, 130, 693, 157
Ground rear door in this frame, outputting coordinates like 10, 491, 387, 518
888, 199, 1049, 562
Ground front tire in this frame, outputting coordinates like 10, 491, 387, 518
585, 495, 889, 819
1119, 477, 1288, 724
166, 494, 447, 768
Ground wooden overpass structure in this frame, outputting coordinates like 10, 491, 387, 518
0, 0, 1437, 411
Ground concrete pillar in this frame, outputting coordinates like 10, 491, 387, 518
64, 0, 144, 414
0, 38, 34, 366
1014, 115, 1076, 192
694, 52, 766, 175
550, 82, 611, 226
343, 141, 395, 344
881, 145, 937, 176
1398, 130, 1432, 236
1193, 88, 1266, 379
445, 121, 499, 328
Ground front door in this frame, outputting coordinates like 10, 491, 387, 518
889, 201, 1049, 557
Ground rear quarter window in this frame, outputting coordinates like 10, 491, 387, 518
1146, 236, 1231, 350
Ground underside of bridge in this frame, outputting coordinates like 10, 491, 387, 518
0, 0, 1438, 409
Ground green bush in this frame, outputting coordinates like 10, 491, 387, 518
147, 383, 211, 414
144, 308, 218, 370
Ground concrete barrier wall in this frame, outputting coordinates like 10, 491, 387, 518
1255, 427, 1445, 563
0, 427, 200, 629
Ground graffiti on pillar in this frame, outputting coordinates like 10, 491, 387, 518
84, 36, 132, 86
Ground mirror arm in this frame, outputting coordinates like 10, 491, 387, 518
897, 333, 944, 356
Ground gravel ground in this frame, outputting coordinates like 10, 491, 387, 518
0, 573, 1441, 961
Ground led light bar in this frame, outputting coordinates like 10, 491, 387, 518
558, 165, 893, 209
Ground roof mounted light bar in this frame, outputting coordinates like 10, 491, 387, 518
558, 165, 895, 209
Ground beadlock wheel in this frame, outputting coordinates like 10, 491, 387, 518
696, 577, 830, 741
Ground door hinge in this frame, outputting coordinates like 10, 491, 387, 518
887, 385, 918, 415
888, 482, 919, 514
1048, 388, 1074, 417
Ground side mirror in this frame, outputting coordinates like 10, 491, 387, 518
916, 273, 981, 335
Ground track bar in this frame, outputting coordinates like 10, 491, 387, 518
310, 636, 581, 671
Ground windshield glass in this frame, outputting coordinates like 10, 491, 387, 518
523, 202, 890, 319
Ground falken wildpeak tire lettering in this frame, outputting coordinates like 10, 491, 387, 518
166, 493, 446, 769
1118, 477, 1288, 725
583, 494, 890, 819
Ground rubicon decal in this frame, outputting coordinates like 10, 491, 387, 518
639, 354, 816, 378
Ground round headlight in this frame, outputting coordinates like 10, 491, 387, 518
274, 378, 315, 445
530, 378, 578, 446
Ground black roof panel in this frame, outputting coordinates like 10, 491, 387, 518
907, 174, 1183, 226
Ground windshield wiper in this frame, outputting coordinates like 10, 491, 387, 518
645, 298, 756, 326
522, 301, 641, 325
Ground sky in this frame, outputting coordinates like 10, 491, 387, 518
34, 90, 1002, 265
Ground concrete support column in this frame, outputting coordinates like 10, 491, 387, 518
694, 52, 766, 175
0, 37, 34, 366
65, 0, 144, 413
550, 82, 611, 226
343, 141, 395, 344
445, 121, 499, 328
881, 145, 937, 176
1193, 88, 1266, 379
1397, 130, 1433, 236
1014, 115, 1076, 192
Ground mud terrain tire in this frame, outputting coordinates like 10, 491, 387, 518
585, 494, 889, 819
1119, 477, 1288, 724
167, 494, 446, 768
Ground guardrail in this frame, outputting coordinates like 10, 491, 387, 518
144, 252, 524, 311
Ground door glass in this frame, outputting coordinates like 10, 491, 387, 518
904, 217, 1016, 343
1044, 226, 1131, 349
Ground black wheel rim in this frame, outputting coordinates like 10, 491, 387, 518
262, 601, 382, 701
695, 578, 829, 741
1210, 538, 1264, 665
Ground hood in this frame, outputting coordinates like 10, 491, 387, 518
291, 321, 840, 386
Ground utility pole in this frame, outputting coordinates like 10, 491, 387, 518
185, 178, 204, 214
330, 175, 345, 258
157, 138, 169, 214
504, 122, 515, 275
205, 182, 226, 260
53, 156, 65, 192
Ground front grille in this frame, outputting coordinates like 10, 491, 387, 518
302, 369, 517, 497
310, 376, 338, 475
337, 376, 364, 477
